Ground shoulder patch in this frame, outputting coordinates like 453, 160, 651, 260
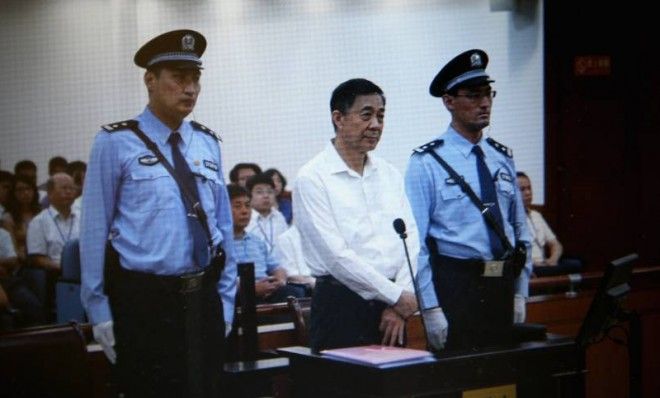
412, 139, 444, 154
486, 137, 513, 158
191, 120, 222, 142
101, 119, 137, 133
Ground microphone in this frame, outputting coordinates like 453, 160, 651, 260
392, 218, 431, 351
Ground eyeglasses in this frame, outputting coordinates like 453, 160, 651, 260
252, 189, 275, 196
452, 90, 497, 101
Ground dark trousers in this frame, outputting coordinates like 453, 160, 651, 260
309, 275, 387, 353
0, 276, 45, 327
106, 245, 225, 398
431, 255, 514, 351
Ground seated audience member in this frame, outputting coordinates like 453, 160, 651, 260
245, 173, 288, 254
13, 160, 38, 187
273, 224, 314, 294
27, 173, 80, 272
66, 160, 87, 214
516, 172, 583, 276
0, 170, 13, 218
229, 162, 262, 188
0, 227, 44, 327
39, 156, 69, 209
264, 168, 293, 225
2, 175, 41, 265
228, 184, 304, 303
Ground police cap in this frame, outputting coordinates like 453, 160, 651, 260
429, 49, 494, 97
134, 29, 206, 69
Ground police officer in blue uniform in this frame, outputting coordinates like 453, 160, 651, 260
405, 49, 532, 351
80, 29, 236, 397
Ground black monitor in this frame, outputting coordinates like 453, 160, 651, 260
576, 253, 638, 348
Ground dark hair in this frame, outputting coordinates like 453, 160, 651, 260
8, 175, 40, 226
263, 168, 287, 191
516, 171, 529, 179
229, 163, 262, 183
14, 160, 37, 174
227, 183, 249, 201
330, 78, 385, 130
66, 161, 87, 187
0, 170, 14, 185
48, 156, 68, 175
245, 173, 275, 194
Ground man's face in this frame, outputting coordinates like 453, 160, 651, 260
14, 181, 35, 206
334, 94, 385, 155
237, 168, 257, 188
250, 183, 275, 214
517, 176, 533, 208
147, 67, 201, 121
444, 85, 494, 133
48, 174, 76, 210
231, 195, 252, 231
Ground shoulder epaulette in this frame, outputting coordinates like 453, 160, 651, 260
101, 119, 137, 133
191, 120, 222, 142
486, 137, 513, 158
412, 139, 444, 154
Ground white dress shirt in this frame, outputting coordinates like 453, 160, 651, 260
526, 209, 557, 263
273, 225, 310, 277
27, 206, 80, 265
293, 142, 420, 305
246, 208, 288, 253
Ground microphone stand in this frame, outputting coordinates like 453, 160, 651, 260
394, 220, 432, 352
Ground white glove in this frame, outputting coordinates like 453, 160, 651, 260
514, 294, 526, 323
423, 307, 448, 351
93, 320, 117, 364
225, 322, 232, 338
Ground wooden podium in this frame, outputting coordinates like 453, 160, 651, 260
278, 335, 582, 398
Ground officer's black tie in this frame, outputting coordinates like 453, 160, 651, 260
472, 145, 505, 259
169, 131, 209, 267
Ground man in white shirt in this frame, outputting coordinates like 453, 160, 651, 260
26, 172, 79, 318
27, 173, 80, 270
245, 173, 288, 254
294, 78, 444, 352
273, 224, 315, 291
516, 172, 582, 276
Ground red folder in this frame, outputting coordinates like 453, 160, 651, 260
320, 345, 435, 367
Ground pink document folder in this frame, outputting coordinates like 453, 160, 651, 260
320, 345, 435, 367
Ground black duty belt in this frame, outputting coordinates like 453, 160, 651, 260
110, 251, 223, 294
434, 255, 509, 278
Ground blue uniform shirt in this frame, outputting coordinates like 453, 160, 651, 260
234, 232, 280, 280
405, 126, 532, 310
80, 107, 237, 325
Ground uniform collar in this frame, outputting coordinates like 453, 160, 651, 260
138, 107, 193, 148
323, 140, 377, 177
252, 208, 275, 221
446, 126, 487, 159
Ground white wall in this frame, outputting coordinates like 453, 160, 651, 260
0, 0, 545, 200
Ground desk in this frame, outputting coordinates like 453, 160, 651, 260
279, 335, 582, 398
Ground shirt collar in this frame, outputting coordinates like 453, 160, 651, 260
48, 205, 74, 220
252, 208, 274, 221
137, 107, 193, 148
446, 125, 487, 159
323, 140, 377, 177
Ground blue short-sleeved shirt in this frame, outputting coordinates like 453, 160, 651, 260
80, 107, 237, 325
405, 126, 532, 309
234, 232, 280, 279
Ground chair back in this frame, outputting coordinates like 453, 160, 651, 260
60, 239, 81, 281
0, 322, 92, 397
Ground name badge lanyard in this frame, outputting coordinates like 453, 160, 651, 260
48, 209, 73, 244
257, 217, 274, 252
